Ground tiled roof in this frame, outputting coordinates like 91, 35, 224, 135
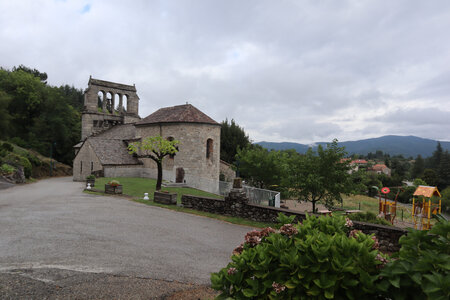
371, 164, 389, 171
413, 185, 441, 198
136, 104, 219, 126
88, 138, 141, 165
94, 124, 136, 140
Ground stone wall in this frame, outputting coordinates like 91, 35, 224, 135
73, 140, 103, 181
104, 165, 144, 178
220, 160, 236, 182
181, 190, 407, 252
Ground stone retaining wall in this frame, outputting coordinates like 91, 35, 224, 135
181, 190, 407, 253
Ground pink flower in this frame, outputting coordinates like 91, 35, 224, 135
272, 282, 286, 294
375, 253, 388, 268
232, 243, 244, 256
244, 230, 262, 247
280, 224, 298, 237
349, 229, 362, 238
227, 267, 237, 275
260, 227, 276, 237
345, 218, 353, 228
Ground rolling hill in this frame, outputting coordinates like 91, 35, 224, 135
256, 135, 450, 158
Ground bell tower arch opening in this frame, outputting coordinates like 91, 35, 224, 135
81, 77, 141, 140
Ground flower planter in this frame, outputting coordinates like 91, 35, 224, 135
154, 191, 177, 205
105, 184, 123, 194
86, 179, 95, 187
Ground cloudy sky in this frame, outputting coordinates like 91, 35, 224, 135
1, 0, 449, 144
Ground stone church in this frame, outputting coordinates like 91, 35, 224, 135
73, 77, 228, 194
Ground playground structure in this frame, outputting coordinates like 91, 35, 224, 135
378, 186, 399, 224
412, 185, 441, 230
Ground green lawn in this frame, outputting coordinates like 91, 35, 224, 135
341, 194, 413, 222
94, 177, 223, 203
88, 177, 272, 228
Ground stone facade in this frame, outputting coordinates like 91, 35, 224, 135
81, 77, 140, 140
220, 160, 236, 182
74, 77, 222, 194
73, 140, 103, 181
181, 192, 407, 253
135, 122, 221, 194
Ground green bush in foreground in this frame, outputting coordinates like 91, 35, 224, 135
377, 215, 450, 300
212, 214, 450, 299
0, 163, 15, 175
211, 214, 386, 299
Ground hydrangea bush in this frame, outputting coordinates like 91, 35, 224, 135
211, 213, 388, 299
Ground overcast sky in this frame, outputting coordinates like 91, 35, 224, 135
1, 0, 449, 144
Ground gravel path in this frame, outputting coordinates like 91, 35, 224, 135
0, 177, 251, 298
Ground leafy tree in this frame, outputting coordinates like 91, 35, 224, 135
12, 64, 48, 82
437, 151, 450, 190
0, 90, 11, 139
422, 169, 438, 187
220, 119, 250, 163
412, 154, 425, 179
236, 145, 289, 189
128, 136, 179, 190
430, 142, 443, 169
285, 139, 352, 212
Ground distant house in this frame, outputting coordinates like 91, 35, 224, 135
344, 158, 368, 174
368, 164, 391, 176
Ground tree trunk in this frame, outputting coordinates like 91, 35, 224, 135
312, 200, 316, 213
156, 160, 163, 191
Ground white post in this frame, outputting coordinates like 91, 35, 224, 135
275, 193, 281, 208
87, 183, 92, 190
143, 193, 149, 200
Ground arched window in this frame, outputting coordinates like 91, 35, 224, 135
123, 94, 128, 112
97, 91, 104, 111
206, 139, 213, 159
106, 92, 113, 113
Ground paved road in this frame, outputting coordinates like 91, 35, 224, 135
0, 177, 251, 285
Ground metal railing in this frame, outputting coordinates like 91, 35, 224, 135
219, 181, 281, 207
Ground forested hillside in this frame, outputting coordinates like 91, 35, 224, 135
0, 65, 83, 165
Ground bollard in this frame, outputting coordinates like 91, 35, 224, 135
86, 183, 92, 190
144, 193, 149, 200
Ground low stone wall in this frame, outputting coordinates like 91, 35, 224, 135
181, 190, 407, 253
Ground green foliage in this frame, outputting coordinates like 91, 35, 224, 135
396, 186, 416, 204
347, 211, 392, 226
422, 168, 438, 187
276, 212, 296, 226
0, 142, 14, 153
0, 67, 82, 165
236, 145, 289, 189
441, 187, 450, 214
413, 178, 427, 186
86, 174, 96, 180
128, 136, 179, 190
0, 163, 15, 175
211, 214, 385, 299
2, 152, 32, 178
220, 118, 251, 163
377, 218, 450, 300
286, 139, 352, 212
411, 154, 425, 178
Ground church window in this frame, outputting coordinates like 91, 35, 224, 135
206, 139, 213, 159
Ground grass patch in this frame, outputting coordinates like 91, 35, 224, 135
94, 177, 223, 204
341, 194, 413, 222
86, 177, 270, 228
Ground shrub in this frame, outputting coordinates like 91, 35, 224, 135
377, 217, 450, 300
441, 187, 450, 215
86, 174, 96, 180
0, 142, 14, 152
108, 180, 120, 186
348, 211, 392, 226
3, 153, 32, 178
211, 214, 387, 299
0, 163, 15, 175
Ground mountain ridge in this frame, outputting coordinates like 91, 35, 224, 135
256, 135, 450, 158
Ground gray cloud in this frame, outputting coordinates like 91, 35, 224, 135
1, 0, 449, 143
